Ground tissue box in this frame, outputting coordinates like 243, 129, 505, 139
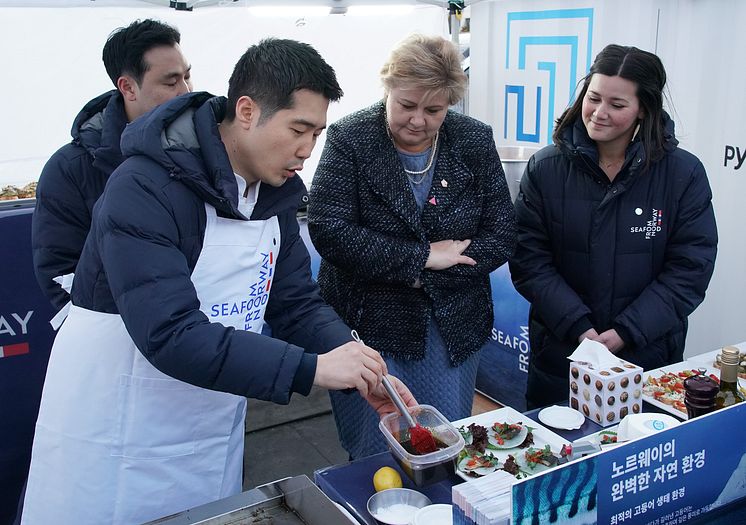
568, 359, 643, 427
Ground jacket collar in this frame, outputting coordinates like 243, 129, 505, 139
360, 102, 474, 238
72, 90, 127, 177
121, 92, 304, 220
561, 112, 678, 174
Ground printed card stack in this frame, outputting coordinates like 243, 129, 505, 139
452, 469, 515, 525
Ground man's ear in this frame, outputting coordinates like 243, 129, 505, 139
234, 96, 259, 129
117, 75, 138, 102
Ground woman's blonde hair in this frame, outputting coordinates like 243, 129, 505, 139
380, 34, 467, 105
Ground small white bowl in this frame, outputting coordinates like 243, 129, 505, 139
367, 488, 432, 525
414, 504, 453, 525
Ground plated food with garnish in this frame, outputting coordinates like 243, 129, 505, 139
451, 406, 566, 481
488, 421, 530, 449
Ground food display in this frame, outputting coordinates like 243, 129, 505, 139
0, 182, 37, 200
452, 407, 567, 481
598, 429, 618, 445
642, 368, 706, 416
522, 444, 564, 474
568, 359, 643, 427
642, 346, 746, 419
489, 422, 530, 449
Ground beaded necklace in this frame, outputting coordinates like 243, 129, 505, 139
386, 121, 439, 184
402, 131, 439, 180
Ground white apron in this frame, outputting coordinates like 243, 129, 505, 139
23, 196, 280, 525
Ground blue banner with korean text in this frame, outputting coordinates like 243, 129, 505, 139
596, 403, 746, 525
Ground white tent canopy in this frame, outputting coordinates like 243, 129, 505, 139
0, 0, 463, 8
0, 1, 466, 188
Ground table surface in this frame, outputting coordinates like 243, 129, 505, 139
314, 404, 605, 525
313, 401, 705, 525
315, 451, 456, 525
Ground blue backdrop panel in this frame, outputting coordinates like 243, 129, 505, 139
478, 263, 531, 411
0, 204, 56, 525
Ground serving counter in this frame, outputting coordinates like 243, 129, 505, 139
315, 402, 746, 525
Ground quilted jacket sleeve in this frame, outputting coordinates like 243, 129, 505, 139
613, 159, 717, 347
308, 125, 430, 285
96, 167, 313, 404
32, 146, 95, 311
509, 155, 594, 341
420, 124, 516, 290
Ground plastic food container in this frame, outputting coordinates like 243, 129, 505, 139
379, 404, 464, 487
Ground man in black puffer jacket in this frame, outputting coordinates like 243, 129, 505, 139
32, 19, 192, 311
22, 39, 412, 525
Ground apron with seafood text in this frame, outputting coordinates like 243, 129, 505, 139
23, 195, 279, 525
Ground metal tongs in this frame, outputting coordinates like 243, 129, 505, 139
351, 330, 436, 454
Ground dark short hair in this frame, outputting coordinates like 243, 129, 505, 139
226, 38, 343, 123
102, 19, 181, 86
554, 44, 668, 165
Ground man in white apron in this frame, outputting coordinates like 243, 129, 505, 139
22, 38, 415, 525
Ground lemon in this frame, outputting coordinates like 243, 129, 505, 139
373, 466, 403, 492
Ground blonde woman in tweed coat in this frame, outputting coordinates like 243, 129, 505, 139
308, 34, 516, 459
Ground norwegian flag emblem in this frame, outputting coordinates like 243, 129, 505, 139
0, 342, 30, 358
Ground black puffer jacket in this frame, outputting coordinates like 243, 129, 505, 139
509, 115, 717, 375
72, 92, 352, 402
32, 90, 127, 310
308, 102, 516, 365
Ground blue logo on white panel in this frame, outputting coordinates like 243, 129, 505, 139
504, 9, 594, 144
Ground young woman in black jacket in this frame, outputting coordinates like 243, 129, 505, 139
510, 44, 717, 409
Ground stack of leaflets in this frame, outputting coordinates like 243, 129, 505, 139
452, 469, 514, 525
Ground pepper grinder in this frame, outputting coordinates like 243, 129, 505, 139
683, 368, 719, 419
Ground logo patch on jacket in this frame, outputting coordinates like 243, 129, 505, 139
630, 208, 663, 239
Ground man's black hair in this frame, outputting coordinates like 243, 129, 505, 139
102, 19, 181, 87
226, 38, 343, 122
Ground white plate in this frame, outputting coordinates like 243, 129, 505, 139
414, 504, 453, 525
537, 405, 585, 430
451, 406, 567, 482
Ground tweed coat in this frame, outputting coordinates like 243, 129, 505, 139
308, 101, 516, 365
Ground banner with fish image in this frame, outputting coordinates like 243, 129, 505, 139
512, 455, 598, 525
